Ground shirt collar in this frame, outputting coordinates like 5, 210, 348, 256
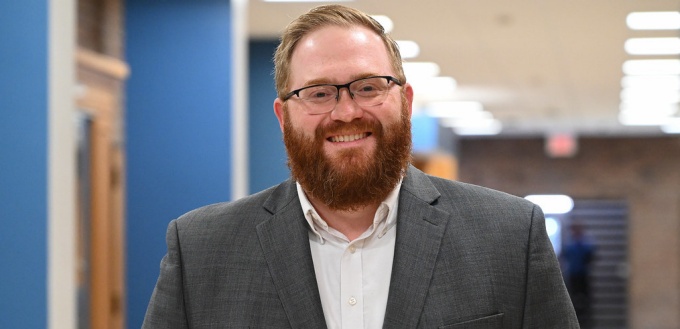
296, 180, 402, 243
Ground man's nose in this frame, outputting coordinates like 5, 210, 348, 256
330, 88, 363, 122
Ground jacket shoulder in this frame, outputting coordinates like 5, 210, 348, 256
172, 183, 285, 235
428, 175, 532, 208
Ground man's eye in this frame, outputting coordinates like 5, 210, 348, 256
303, 87, 335, 100
311, 92, 331, 98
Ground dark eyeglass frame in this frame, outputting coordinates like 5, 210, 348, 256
282, 75, 403, 102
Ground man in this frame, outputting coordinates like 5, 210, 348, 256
563, 222, 596, 327
143, 5, 578, 328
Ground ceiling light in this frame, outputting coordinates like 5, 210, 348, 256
662, 125, 680, 134
622, 75, 680, 90
623, 59, 680, 75
453, 125, 502, 136
409, 76, 457, 99
661, 118, 680, 134
429, 101, 501, 136
524, 195, 574, 214
439, 112, 492, 126
371, 15, 393, 33
625, 37, 680, 55
426, 101, 484, 118
620, 102, 679, 116
620, 88, 680, 104
619, 110, 676, 126
627, 12, 680, 30
396, 40, 420, 59
446, 117, 502, 136
403, 62, 440, 79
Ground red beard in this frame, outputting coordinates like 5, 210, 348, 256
283, 100, 412, 211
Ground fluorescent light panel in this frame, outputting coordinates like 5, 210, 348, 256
426, 101, 484, 118
439, 112, 493, 125
627, 12, 680, 30
619, 111, 678, 126
622, 75, 680, 89
427, 101, 500, 135
620, 102, 679, 115
625, 37, 680, 55
662, 118, 680, 134
371, 15, 393, 33
620, 88, 680, 103
408, 76, 457, 96
623, 59, 680, 75
662, 125, 680, 134
525, 195, 574, 214
403, 62, 440, 79
396, 40, 420, 59
448, 118, 502, 136
453, 126, 502, 136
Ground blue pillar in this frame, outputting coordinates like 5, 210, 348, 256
125, 1, 233, 327
0, 0, 48, 328
248, 40, 289, 193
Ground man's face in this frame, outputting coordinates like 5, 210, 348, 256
274, 25, 414, 210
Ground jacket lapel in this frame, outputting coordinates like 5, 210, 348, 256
383, 166, 451, 328
256, 167, 449, 328
256, 180, 328, 329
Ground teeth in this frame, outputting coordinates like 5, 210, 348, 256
331, 133, 367, 142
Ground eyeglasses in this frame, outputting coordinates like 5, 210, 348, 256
282, 75, 403, 115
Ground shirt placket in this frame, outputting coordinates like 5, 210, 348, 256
340, 239, 364, 328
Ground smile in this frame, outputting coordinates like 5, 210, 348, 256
328, 132, 370, 143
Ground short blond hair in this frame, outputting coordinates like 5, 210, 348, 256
273, 5, 405, 99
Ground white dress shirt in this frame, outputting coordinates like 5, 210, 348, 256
296, 182, 401, 329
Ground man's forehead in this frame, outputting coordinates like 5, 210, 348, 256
288, 25, 391, 84
294, 25, 379, 51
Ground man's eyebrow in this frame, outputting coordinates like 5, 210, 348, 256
302, 73, 382, 87
351, 73, 380, 81
302, 78, 334, 87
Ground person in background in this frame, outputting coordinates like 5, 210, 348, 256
563, 221, 596, 327
142, 5, 579, 328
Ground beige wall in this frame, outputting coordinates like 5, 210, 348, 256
458, 136, 680, 329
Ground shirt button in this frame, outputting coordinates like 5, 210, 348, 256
348, 245, 357, 253
348, 297, 357, 306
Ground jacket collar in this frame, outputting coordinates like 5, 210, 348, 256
257, 165, 450, 328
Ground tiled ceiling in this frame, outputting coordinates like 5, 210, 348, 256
249, 0, 680, 137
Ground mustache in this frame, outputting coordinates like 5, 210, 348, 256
315, 118, 381, 138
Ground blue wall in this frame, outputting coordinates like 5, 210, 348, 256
125, 1, 232, 327
248, 40, 289, 193
0, 0, 48, 328
412, 113, 440, 152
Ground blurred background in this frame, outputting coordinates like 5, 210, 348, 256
1, 0, 678, 328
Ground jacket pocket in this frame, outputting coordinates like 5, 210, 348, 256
439, 313, 504, 329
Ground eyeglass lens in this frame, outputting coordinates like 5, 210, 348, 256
298, 77, 393, 114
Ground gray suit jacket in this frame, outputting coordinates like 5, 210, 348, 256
143, 166, 578, 328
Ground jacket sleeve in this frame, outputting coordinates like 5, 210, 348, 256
142, 219, 189, 329
523, 205, 580, 328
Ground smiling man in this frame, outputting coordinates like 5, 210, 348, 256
143, 5, 578, 329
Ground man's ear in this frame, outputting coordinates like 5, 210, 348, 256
404, 82, 414, 118
273, 98, 285, 132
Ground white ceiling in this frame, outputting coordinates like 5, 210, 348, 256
248, 0, 680, 137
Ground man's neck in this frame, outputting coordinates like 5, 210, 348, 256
308, 197, 380, 242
